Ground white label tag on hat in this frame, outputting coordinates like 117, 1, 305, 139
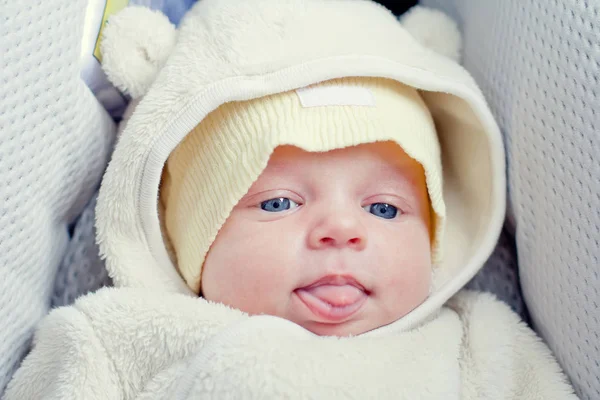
296, 85, 376, 108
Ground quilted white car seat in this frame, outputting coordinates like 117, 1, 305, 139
422, 1, 600, 398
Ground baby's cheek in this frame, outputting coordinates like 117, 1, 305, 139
223, 256, 290, 316
379, 232, 431, 301
379, 263, 431, 322
203, 229, 292, 315
383, 262, 429, 293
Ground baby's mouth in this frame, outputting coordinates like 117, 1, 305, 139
295, 275, 368, 322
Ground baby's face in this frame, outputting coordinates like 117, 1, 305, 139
202, 142, 432, 336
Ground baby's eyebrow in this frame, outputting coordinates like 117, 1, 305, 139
371, 160, 424, 180
368, 166, 427, 197
369, 180, 417, 197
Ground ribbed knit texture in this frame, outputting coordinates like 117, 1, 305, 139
162, 77, 445, 293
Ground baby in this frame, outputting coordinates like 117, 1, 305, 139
5, 1, 578, 399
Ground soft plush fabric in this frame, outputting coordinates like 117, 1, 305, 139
100, 6, 178, 100
162, 76, 445, 292
0, 0, 115, 394
422, 1, 600, 398
3, 288, 575, 399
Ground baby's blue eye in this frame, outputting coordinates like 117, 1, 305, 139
260, 198, 299, 212
364, 203, 398, 219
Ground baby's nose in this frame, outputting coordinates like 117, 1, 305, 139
308, 213, 367, 251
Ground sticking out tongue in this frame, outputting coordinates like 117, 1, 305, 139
303, 284, 365, 307
296, 284, 367, 321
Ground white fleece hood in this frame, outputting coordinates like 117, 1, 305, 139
96, 0, 506, 332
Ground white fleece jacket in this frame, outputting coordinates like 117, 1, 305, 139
4, 1, 577, 399
5, 288, 576, 399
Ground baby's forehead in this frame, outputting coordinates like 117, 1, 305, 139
254, 144, 426, 195
266, 143, 421, 172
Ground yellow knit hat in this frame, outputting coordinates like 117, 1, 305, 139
161, 77, 445, 293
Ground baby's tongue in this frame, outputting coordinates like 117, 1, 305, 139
303, 284, 365, 307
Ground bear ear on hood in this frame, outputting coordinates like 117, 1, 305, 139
399, 5, 462, 63
99, 3, 460, 99
100, 6, 177, 99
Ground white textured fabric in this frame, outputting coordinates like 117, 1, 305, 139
100, 6, 177, 99
0, 0, 115, 394
3, 288, 577, 399
422, 1, 600, 399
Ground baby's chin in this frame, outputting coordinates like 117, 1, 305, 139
299, 318, 387, 337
